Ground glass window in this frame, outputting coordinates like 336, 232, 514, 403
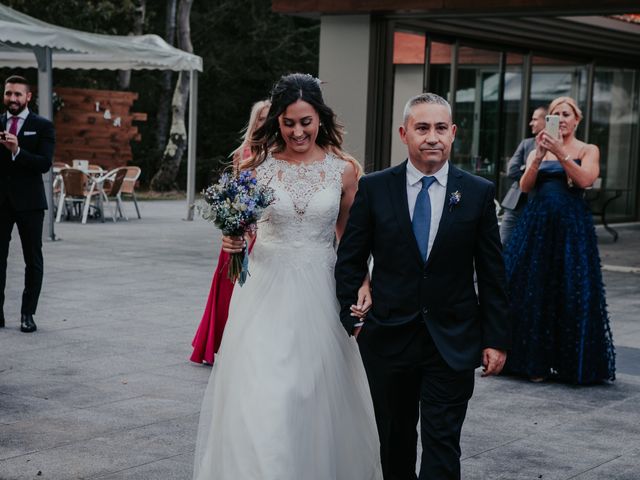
531, 56, 587, 138
385, 32, 639, 222
390, 32, 453, 167
427, 41, 452, 99
498, 53, 526, 201
589, 69, 639, 220
390, 30, 427, 167
452, 46, 501, 185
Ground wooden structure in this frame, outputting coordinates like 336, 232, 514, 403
272, 0, 638, 15
53, 87, 147, 170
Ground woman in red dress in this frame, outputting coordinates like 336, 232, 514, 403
190, 99, 271, 365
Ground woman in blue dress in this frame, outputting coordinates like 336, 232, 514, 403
503, 96, 615, 384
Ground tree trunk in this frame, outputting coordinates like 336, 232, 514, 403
118, 0, 146, 89
149, 71, 190, 191
149, 0, 194, 192
155, 0, 177, 154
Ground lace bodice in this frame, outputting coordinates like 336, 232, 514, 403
253, 153, 347, 265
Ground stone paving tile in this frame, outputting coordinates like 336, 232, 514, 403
572, 448, 640, 480
0, 415, 197, 479
89, 455, 193, 480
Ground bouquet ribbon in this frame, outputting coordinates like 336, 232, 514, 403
239, 249, 250, 286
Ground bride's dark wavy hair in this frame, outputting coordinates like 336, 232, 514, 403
241, 73, 362, 176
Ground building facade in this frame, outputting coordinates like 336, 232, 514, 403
273, 1, 640, 222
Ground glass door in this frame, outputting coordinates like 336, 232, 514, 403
451, 45, 502, 185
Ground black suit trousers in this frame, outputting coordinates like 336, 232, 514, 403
358, 321, 475, 480
0, 202, 44, 315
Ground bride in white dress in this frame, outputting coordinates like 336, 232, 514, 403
193, 74, 383, 480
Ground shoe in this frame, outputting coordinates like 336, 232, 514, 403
530, 376, 546, 383
20, 314, 37, 333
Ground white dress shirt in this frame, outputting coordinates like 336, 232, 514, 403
407, 159, 449, 261
6, 107, 28, 135
6, 107, 29, 160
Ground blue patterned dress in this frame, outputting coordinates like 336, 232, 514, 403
503, 160, 615, 384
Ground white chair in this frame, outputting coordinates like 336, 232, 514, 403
99, 167, 128, 222
56, 168, 102, 224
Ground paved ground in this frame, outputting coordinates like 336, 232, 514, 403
1, 200, 639, 480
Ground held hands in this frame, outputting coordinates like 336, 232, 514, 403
0, 131, 19, 155
350, 281, 372, 338
481, 348, 507, 377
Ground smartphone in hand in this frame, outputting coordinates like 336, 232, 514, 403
545, 114, 560, 139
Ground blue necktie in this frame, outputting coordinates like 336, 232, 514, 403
412, 176, 436, 262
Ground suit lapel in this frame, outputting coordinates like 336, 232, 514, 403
425, 163, 464, 268
388, 160, 425, 265
0, 112, 32, 135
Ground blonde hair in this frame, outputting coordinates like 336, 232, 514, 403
231, 99, 271, 165
548, 96, 583, 122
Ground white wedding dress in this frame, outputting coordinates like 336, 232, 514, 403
193, 154, 383, 480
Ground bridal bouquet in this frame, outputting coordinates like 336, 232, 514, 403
199, 170, 275, 285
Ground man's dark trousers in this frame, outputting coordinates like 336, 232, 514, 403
0, 110, 55, 320
0, 203, 44, 315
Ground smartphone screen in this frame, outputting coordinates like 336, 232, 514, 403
545, 114, 560, 138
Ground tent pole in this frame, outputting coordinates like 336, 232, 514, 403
185, 70, 198, 221
34, 46, 55, 241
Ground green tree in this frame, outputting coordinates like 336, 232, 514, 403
149, 0, 194, 191
2, 0, 319, 190
189, 0, 319, 189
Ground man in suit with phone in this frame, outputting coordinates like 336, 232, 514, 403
0, 75, 55, 332
499, 106, 546, 245
336, 93, 510, 479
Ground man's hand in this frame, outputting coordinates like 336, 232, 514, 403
350, 283, 372, 319
481, 348, 507, 377
0, 131, 19, 155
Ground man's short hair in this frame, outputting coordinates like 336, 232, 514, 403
403, 93, 452, 125
534, 106, 548, 115
4, 75, 31, 92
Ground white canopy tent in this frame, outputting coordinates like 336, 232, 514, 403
0, 4, 204, 238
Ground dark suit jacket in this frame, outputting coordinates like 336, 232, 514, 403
0, 111, 55, 211
335, 161, 510, 371
500, 137, 535, 210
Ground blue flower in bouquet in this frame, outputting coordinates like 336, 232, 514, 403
198, 170, 275, 285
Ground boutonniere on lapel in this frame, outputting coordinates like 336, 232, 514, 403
448, 190, 461, 211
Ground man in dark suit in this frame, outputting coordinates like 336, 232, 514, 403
499, 106, 546, 245
0, 75, 55, 332
336, 93, 510, 480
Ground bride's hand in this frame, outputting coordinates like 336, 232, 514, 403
222, 235, 245, 254
350, 283, 372, 319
